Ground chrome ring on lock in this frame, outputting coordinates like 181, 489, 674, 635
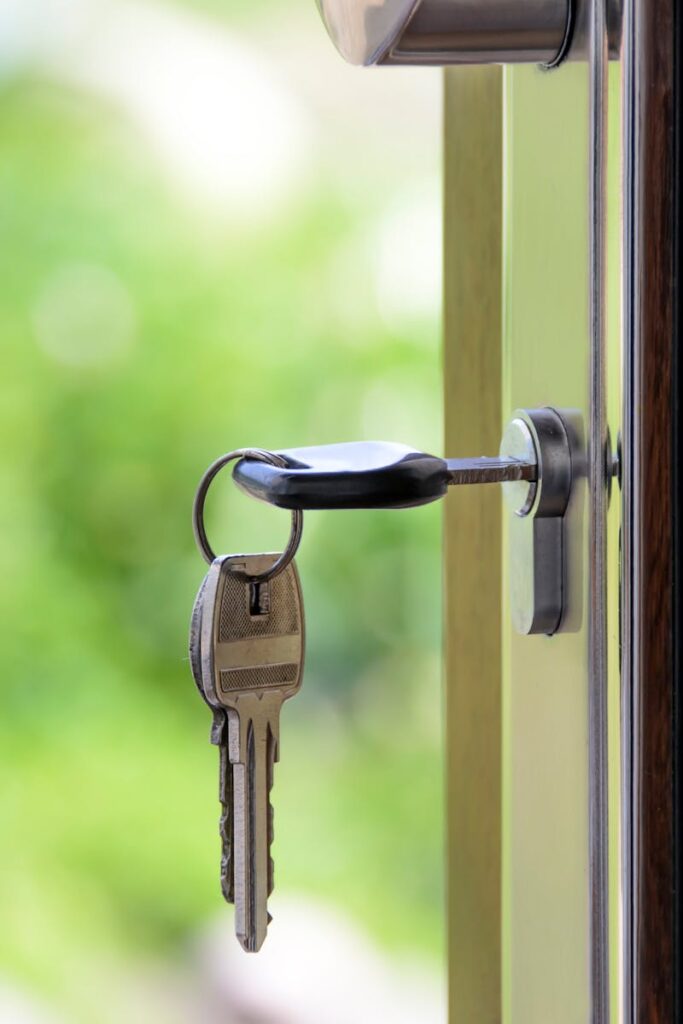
192, 448, 304, 581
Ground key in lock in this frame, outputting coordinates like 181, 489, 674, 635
232, 407, 580, 636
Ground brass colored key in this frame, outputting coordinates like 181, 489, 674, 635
189, 554, 304, 952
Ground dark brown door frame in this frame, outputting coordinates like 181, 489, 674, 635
676, 2, 683, 1018
622, 0, 680, 1018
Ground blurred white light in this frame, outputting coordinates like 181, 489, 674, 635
0, 0, 312, 220
373, 184, 442, 330
197, 898, 446, 1024
32, 263, 136, 369
0, 982, 62, 1024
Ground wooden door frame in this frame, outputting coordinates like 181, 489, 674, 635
443, 66, 503, 1024
622, 0, 680, 1018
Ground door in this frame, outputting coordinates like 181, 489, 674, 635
314, 1, 682, 1019
444, 6, 680, 1024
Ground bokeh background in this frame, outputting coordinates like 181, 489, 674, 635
0, 2, 444, 1020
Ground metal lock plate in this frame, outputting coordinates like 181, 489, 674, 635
500, 408, 572, 635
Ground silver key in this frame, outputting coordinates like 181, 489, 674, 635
189, 553, 305, 952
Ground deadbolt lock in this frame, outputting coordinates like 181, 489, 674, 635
233, 407, 574, 636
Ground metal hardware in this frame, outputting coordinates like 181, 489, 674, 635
315, 0, 574, 67
232, 406, 581, 635
189, 553, 305, 953
193, 448, 303, 581
446, 456, 536, 485
500, 408, 572, 635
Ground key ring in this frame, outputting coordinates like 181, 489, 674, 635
192, 448, 303, 582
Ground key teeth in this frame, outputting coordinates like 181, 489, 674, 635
220, 811, 234, 904
267, 727, 275, 896
217, 732, 235, 904
210, 708, 226, 746
267, 800, 274, 896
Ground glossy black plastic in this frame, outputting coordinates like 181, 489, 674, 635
232, 441, 449, 510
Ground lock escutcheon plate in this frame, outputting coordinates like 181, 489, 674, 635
500, 408, 572, 635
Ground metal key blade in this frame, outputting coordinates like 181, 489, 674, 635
267, 726, 276, 897
229, 701, 279, 952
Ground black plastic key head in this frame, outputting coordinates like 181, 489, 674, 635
232, 441, 450, 511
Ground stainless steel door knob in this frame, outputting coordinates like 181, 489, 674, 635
315, 0, 574, 66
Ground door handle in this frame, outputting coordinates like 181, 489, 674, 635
315, 0, 574, 68
233, 407, 575, 635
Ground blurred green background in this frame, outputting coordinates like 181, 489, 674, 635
0, 1, 443, 1019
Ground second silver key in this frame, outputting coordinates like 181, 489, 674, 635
198, 553, 305, 952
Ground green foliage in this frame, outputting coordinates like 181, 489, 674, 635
0, 49, 442, 1015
